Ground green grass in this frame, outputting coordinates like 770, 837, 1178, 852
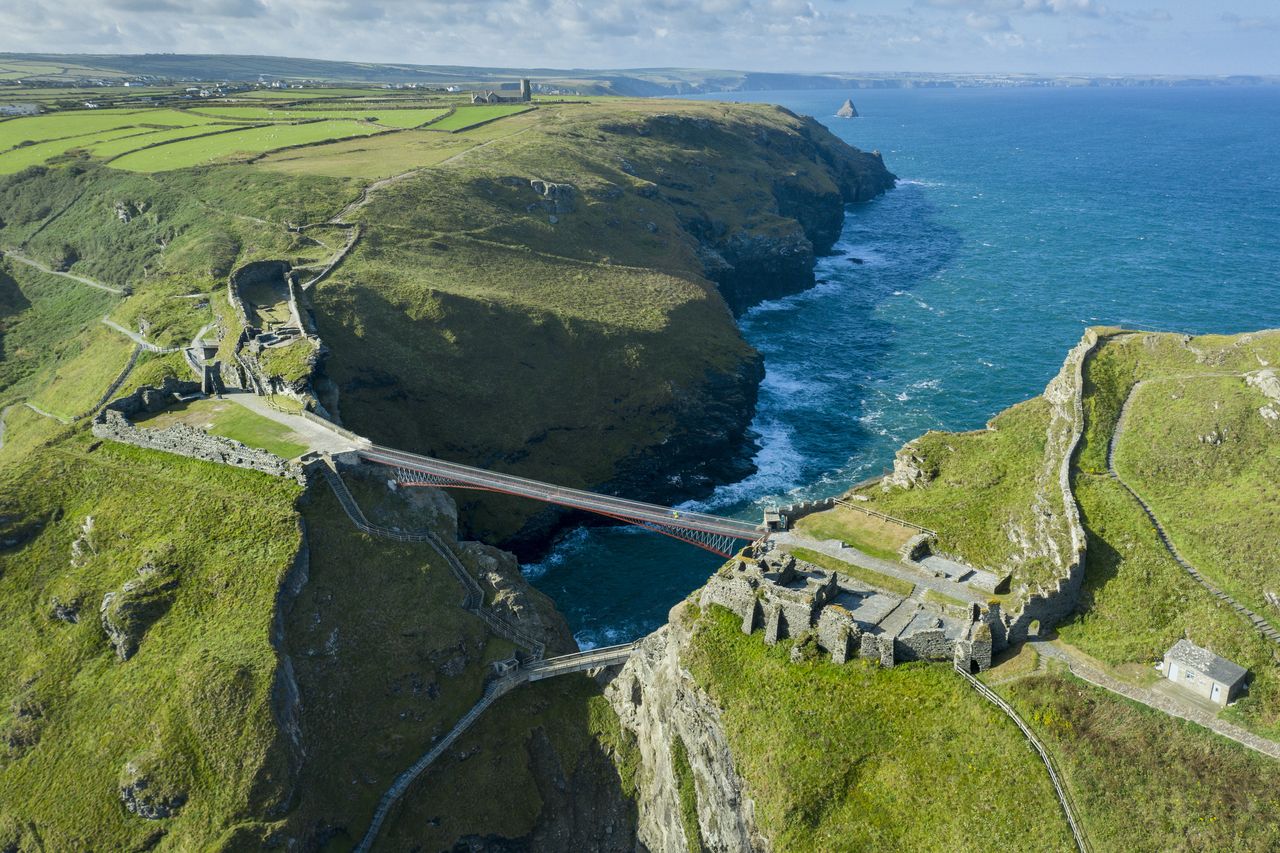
795, 504, 915, 563
256, 339, 317, 385
188, 106, 447, 128
26, 324, 135, 420
786, 546, 916, 597
683, 605, 1075, 852
109, 120, 386, 172
672, 734, 706, 853
135, 397, 310, 459
0, 108, 214, 150
0, 433, 304, 849
0, 260, 119, 407
0, 126, 163, 173
427, 104, 534, 132
255, 112, 542, 178
1113, 374, 1280, 629
858, 397, 1058, 586
1002, 672, 1280, 852
380, 676, 640, 850
86, 124, 245, 160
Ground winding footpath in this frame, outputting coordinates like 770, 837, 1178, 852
1108, 382, 1280, 646
3, 251, 126, 294
100, 317, 181, 353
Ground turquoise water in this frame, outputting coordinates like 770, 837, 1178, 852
531, 86, 1280, 647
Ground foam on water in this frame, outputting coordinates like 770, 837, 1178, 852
532, 85, 1280, 644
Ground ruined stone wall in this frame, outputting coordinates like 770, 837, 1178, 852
92, 386, 306, 485
1002, 329, 1099, 645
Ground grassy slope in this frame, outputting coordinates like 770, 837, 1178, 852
380, 676, 641, 850
855, 396, 1055, 584
0, 433, 303, 850
1003, 672, 1280, 852
311, 99, 870, 541
1117, 375, 1279, 626
795, 505, 915, 562
683, 606, 1074, 852
1060, 330, 1280, 739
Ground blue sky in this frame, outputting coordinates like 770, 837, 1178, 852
4, 0, 1278, 75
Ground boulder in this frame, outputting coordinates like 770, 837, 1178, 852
836, 98, 859, 118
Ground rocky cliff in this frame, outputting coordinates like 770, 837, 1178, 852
606, 603, 769, 853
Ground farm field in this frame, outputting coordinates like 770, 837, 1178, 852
0, 108, 215, 149
109, 120, 385, 171
256, 109, 541, 177
189, 105, 447, 128
85, 124, 251, 160
427, 104, 534, 131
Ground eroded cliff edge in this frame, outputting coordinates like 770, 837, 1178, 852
311, 102, 895, 552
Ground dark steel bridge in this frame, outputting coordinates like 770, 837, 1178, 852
358, 444, 765, 557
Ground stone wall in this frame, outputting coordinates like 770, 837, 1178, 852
699, 547, 989, 670
92, 384, 306, 485
1002, 329, 1099, 645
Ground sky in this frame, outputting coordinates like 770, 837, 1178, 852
4, 0, 1279, 76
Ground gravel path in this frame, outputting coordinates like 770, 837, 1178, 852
4, 251, 125, 294
1030, 640, 1280, 760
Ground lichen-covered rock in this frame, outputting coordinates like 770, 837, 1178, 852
119, 759, 187, 820
50, 596, 80, 623
529, 179, 577, 214
882, 442, 935, 491
100, 563, 179, 662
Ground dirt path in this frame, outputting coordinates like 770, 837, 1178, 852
4, 251, 126, 295
101, 317, 180, 353
1030, 640, 1280, 760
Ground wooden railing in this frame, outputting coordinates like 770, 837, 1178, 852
832, 498, 935, 535
954, 664, 1090, 853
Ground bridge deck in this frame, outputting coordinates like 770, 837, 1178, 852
360, 445, 763, 540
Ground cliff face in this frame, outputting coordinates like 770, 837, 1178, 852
314, 102, 893, 553
605, 605, 768, 853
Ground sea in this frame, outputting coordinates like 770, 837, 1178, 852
530, 85, 1280, 648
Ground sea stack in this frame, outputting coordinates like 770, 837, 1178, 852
836, 98, 859, 118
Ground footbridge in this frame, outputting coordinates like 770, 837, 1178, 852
519, 642, 639, 681
357, 444, 766, 557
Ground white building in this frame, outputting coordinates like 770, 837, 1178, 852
1162, 639, 1247, 706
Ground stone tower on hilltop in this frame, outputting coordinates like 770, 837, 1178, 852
520, 79, 532, 102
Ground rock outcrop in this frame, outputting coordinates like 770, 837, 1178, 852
606, 606, 769, 853
100, 563, 180, 662
836, 99, 858, 118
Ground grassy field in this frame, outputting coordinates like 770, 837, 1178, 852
684, 605, 1075, 852
855, 397, 1059, 586
256, 111, 542, 178
109, 120, 386, 171
795, 504, 916, 562
1113, 373, 1280, 629
188, 106, 447, 128
785, 545, 916, 597
1055, 330, 1280, 739
1003, 672, 1280, 852
135, 396, 310, 458
427, 104, 534, 131
0, 108, 214, 148
0, 433, 304, 850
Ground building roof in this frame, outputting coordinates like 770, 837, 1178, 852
1166, 639, 1248, 685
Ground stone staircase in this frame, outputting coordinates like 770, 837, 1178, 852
315, 457, 546, 659
1109, 384, 1280, 646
